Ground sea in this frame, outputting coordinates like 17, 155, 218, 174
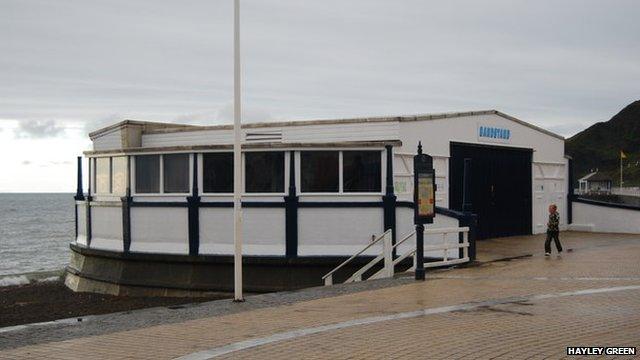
0, 193, 74, 285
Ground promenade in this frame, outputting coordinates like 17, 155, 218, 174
1, 232, 639, 359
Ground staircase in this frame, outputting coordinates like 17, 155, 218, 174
322, 226, 470, 286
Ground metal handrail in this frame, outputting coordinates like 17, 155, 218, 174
323, 226, 471, 286
322, 229, 392, 282
372, 226, 470, 278
423, 226, 469, 234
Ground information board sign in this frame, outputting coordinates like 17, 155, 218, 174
413, 144, 435, 224
417, 173, 435, 217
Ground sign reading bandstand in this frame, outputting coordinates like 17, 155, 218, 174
478, 124, 511, 144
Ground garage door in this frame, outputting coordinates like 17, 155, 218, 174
449, 142, 532, 239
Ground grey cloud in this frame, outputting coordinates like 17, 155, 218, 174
546, 123, 592, 138
21, 160, 31, 165
14, 120, 65, 139
48, 160, 72, 165
213, 102, 277, 124
0, 0, 639, 134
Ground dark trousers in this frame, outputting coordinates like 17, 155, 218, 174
545, 231, 562, 253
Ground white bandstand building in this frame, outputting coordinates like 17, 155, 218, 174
67, 110, 570, 295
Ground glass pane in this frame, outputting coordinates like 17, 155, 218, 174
163, 154, 190, 193
245, 152, 284, 193
203, 153, 233, 193
343, 151, 381, 192
301, 151, 339, 192
95, 157, 111, 194
112, 156, 127, 195
135, 155, 160, 193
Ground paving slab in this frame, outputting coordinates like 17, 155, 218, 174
1, 231, 638, 359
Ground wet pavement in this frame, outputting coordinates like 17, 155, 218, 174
1, 231, 638, 359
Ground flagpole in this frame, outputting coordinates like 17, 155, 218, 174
233, 0, 244, 302
620, 152, 623, 188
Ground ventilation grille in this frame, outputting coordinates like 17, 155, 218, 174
245, 130, 282, 142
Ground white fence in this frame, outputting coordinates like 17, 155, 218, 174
612, 187, 640, 197
322, 226, 470, 286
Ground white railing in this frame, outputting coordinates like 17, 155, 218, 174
322, 226, 470, 286
322, 229, 393, 286
612, 187, 640, 197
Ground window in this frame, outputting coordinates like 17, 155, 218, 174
301, 151, 339, 192
245, 152, 284, 193
95, 157, 111, 194
135, 155, 160, 193
203, 153, 233, 193
163, 154, 190, 193
111, 156, 127, 195
343, 151, 381, 192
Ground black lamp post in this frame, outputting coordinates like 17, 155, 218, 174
413, 142, 435, 281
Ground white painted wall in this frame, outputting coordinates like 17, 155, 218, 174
396, 114, 566, 234
130, 208, 189, 254
142, 121, 399, 148
533, 160, 568, 232
572, 202, 640, 234
298, 208, 384, 256
90, 206, 123, 251
76, 203, 87, 246
200, 208, 286, 255
93, 128, 122, 151
397, 114, 564, 163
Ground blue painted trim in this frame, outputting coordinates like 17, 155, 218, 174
187, 153, 200, 256
122, 156, 132, 253
285, 151, 299, 258
299, 202, 383, 208
383, 145, 397, 257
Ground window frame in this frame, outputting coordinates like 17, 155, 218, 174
131, 153, 193, 196
198, 150, 289, 197
199, 151, 235, 196
299, 150, 340, 194
296, 148, 385, 196
93, 156, 113, 195
91, 156, 128, 196
243, 150, 287, 195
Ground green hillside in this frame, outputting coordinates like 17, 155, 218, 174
566, 100, 640, 186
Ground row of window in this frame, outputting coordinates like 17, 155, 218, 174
92, 150, 382, 195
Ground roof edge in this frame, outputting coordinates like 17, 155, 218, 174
87, 110, 565, 141
89, 120, 201, 139
493, 111, 565, 141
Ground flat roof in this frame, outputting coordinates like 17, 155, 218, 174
89, 109, 564, 141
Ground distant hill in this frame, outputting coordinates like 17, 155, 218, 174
566, 100, 640, 187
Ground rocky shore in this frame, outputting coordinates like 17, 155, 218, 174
0, 279, 228, 328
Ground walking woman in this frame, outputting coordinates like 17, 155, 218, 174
545, 204, 563, 256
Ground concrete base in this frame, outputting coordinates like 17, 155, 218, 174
64, 272, 229, 298
66, 244, 414, 297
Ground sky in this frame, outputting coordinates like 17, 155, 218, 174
0, 0, 639, 192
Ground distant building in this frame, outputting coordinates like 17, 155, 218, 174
578, 172, 612, 194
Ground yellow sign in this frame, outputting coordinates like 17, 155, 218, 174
417, 174, 434, 217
